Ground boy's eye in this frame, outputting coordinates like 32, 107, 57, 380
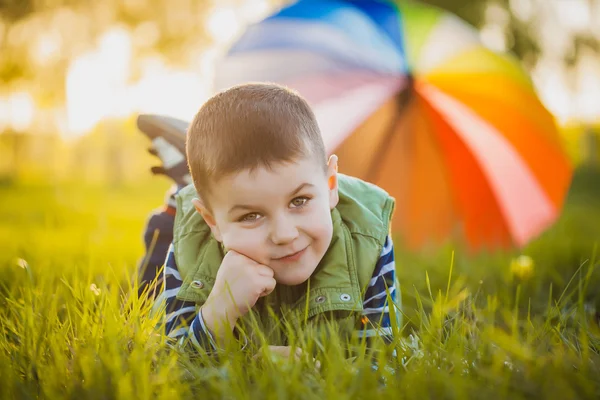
290, 197, 309, 208
239, 213, 261, 222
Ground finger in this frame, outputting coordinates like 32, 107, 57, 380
226, 250, 259, 265
269, 346, 292, 357
259, 277, 276, 297
260, 281, 276, 297
255, 265, 274, 277
272, 346, 304, 361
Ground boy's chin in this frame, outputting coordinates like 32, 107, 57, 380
275, 267, 316, 286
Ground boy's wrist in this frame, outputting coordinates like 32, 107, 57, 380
201, 300, 239, 337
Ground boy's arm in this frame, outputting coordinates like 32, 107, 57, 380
356, 235, 401, 343
158, 244, 270, 352
158, 243, 221, 351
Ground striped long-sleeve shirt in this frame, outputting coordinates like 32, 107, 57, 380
158, 235, 400, 351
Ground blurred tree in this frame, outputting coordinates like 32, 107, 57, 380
501, 0, 599, 69
419, 0, 600, 75
2, 0, 599, 80
418, 0, 488, 27
1, 0, 598, 141
0, 0, 215, 89
581, 127, 599, 166
0, 0, 34, 21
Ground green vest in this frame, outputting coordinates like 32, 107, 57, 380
173, 174, 396, 346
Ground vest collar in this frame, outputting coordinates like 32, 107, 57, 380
175, 208, 365, 320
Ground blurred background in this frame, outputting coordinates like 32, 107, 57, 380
0, 0, 599, 317
0, 0, 599, 185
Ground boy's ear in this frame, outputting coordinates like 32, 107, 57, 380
327, 154, 339, 210
191, 198, 223, 242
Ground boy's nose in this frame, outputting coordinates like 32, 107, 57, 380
270, 216, 299, 245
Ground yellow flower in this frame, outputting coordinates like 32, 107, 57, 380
510, 255, 534, 280
90, 283, 101, 296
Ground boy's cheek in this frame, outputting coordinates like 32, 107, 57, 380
221, 231, 270, 265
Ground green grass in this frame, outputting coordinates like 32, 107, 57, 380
1, 168, 600, 399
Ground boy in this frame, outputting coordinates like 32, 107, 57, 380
143, 83, 400, 352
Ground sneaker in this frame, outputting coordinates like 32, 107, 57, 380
137, 114, 192, 187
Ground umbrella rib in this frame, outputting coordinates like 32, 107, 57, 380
366, 76, 413, 182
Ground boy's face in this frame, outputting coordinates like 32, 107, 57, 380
194, 155, 339, 286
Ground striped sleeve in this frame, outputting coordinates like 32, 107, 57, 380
160, 243, 219, 351
356, 235, 400, 342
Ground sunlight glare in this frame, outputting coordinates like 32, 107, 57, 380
480, 24, 507, 52
32, 32, 62, 65
7, 91, 35, 132
66, 53, 106, 136
0, 98, 8, 132
532, 60, 572, 124
207, 7, 241, 44
65, 27, 132, 138
240, 0, 272, 23
480, 3, 509, 52
131, 57, 208, 121
509, 0, 533, 22
574, 51, 600, 123
554, 0, 591, 32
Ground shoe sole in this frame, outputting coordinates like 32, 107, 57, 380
137, 114, 188, 154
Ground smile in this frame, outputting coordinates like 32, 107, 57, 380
273, 246, 308, 262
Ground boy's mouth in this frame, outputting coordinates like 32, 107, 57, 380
273, 246, 309, 262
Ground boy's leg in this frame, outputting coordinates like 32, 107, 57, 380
137, 186, 178, 299
137, 118, 191, 299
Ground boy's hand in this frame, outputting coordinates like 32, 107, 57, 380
253, 346, 321, 371
265, 346, 303, 358
202, 250, 276, 337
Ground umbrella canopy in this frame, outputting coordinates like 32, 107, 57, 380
214, 0, 573, 250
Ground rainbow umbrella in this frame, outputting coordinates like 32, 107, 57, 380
213, 0, 573, 250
